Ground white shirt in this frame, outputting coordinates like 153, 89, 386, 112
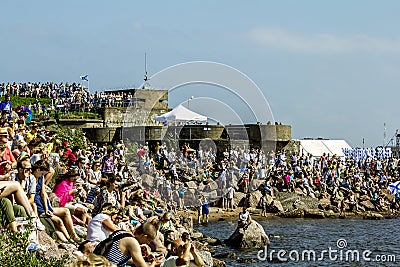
86, 213, 112, 242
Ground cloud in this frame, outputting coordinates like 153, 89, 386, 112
247, 28, 400, 54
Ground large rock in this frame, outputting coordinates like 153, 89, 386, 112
278, 209, 304, 218
360, 200, 375, 211
304, 209, 325, 219
364, 212, 384, 220
204, 181, 219, 192
247, 190, 262, 208
196, 250, 213, 267
249, 179, 265, 192
141, 174, 155, 188
225, 220, 270, 249
381, 189, 395, 202
318, 198, 331, 210
212, 258, 227, 267
186, 181, 198, 189
233, 192, 246, 208
267, 200, 284, 213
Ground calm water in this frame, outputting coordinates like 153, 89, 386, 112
195, 218, 400, 267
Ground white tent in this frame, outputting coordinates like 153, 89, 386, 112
155, 104, 207, 122
298, 139, 352, 158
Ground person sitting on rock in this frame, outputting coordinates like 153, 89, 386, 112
163, 238, 205, 267
292, 198, 301, 210
238, 206, 251, 229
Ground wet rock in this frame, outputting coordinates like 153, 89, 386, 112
200, 237, 222, 246
324, 210, 338, 218
214, 252, 237, 259
212, 258, 227, 267
225, 220, 270, 249
304, 209, 325, 219
191, 231, 204, 240
237, 257, 259, 263
364, 212, 384, 220
278, 209, 304, 218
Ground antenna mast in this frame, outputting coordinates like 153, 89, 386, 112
142, 52, 150, 89
384, 122, 386, 148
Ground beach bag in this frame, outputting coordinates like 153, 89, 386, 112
93, 230, 132, 257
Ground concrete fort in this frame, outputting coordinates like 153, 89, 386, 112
82, 124, 292, 156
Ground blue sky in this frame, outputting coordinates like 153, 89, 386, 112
1, 0, 400, 147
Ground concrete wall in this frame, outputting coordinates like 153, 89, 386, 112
104, 89, 168, 127
57, 119, 103, 129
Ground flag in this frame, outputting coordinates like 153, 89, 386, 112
388, 181, 400, 195
80, 75, 89, 81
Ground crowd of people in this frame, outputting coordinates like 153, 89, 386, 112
0, 91, 399, 266
0, 82, 138, 116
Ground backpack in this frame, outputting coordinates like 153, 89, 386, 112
93, 230, 133, 257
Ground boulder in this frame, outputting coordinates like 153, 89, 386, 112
191, 231, 204, 240
364, 212, 384, 220
278, 209, 304, 218
196, 250, 213, 267
141, 174, 155, 188
233, 192, 246, 208
214, 252, 237, 259
318, 198, 331, 210
225, 220, 270, 249
381, 189, 395, 202
358, 194, 370, 201
304, 209, 325, 219
247, 190, 262, 208
360, 200, 375, 211
212, 258, 227, 267
294, 188, 305, 196
204, 181, 219, 192
200, 237, 222, 246
249, 179, 265, 192
186, 181, 198, 189
267, 200, 284, 213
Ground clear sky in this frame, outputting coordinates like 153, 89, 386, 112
1, 0, 400, 148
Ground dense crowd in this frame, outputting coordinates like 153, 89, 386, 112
0, 82, 137, 115
0, 92, 399, 266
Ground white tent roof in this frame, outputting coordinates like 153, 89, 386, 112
155, 104, 207, 122
298, 139, 352, 157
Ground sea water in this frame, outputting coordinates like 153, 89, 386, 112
195, 218, 400, 266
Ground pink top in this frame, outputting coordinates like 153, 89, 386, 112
53, 179, 74, 207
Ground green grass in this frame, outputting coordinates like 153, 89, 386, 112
10, 96, 52, 107
9, 96, 102, 120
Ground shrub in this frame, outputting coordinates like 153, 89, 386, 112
0, 224, 69, 266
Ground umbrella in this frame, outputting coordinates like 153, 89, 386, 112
388, 181, 400, 194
